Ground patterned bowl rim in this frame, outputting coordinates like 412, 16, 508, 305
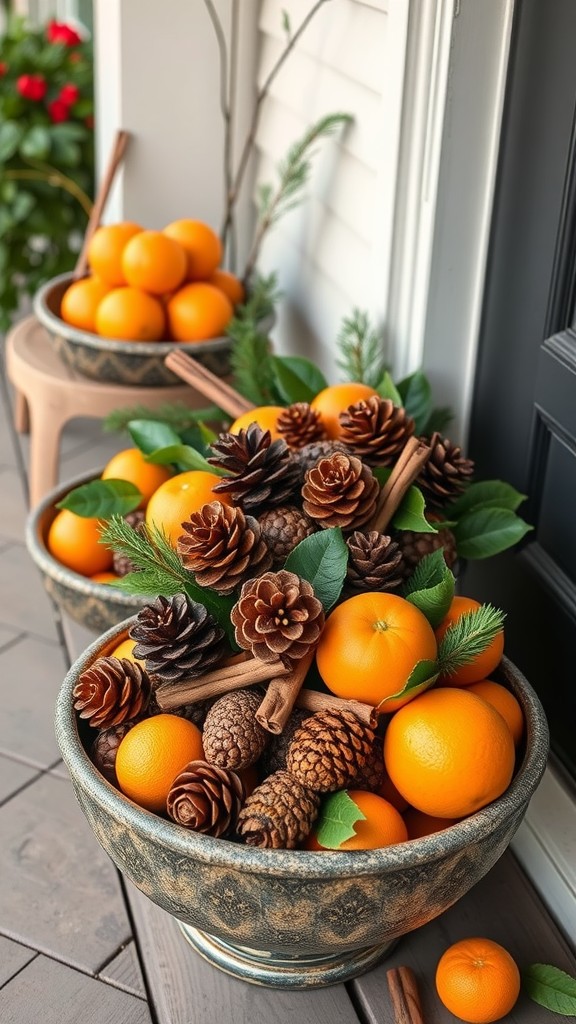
26, 468, 146, 607
55, 617, 550, 880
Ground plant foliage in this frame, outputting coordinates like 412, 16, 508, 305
337, 308, 388, 388
436, 605, 506, 678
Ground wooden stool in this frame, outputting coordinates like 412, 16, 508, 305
5, 316, 203, 507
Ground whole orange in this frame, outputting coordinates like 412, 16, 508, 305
384, 687, 515, 818
163, 219, 222, 280
121, 230, 187, 295
60, 276, 110, 332
435, 937, 520, 1023
229, 405, 286, 440
316, 592, 437, 709
378, 772, 409, 812
115, 714, 203, 813
90, 571, 119, 584
145, 470, 229, 547
95, 287, 166, 341
436, 596, 505, 685
306, 791, 408, 850
109, 637, 145, 667
209, 268, 245, 306
101, 447, 173, 509
403, 808, 459, 840
467, 679, 524, 746
310, 382, 379, 439
47, 508, 113, 577
87, 222, 143, 286
166, 282, 233, 341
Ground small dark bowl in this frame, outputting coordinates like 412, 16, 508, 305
55, 619, 550, 989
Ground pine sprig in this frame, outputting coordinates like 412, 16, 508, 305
336, 308, 388, 388
437, 605, 506, 678
228, 272, 281, 405
103, 403, 223, 435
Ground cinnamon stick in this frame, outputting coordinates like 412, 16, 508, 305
74, 129, 130, 279
255, 651, 314, 734
386, 965, 425, 1024
154, 655, 288, 710
295, 688, 375, 728
163, 350, 255, 419
369, 438, 432, 533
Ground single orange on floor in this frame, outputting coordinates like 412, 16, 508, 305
121, 230, 187, 295
166, 282, 233, 341
145, 470, 229, 547
435, 937, 521, 1023
384, 687, 515, 818
467, 679, 524, 746
87, 221, 143, 286
229, 405, 286, 440
435, 596, 505, 685
60, 276, 110, 332
101, 447, 173, 509
115, 714, 204, 813
403, 807, 459, 840
95, 287, 166, 341
163, 219, 222, 280
310, 382, 379, 439
316, 592, 437, 709
47, 508, 113, 577
209, 268, 245, 307
306, 791, 408, 850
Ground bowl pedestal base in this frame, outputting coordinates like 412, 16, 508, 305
178, 922, 398, 989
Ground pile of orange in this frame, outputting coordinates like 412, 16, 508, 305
60, 219, 245, 343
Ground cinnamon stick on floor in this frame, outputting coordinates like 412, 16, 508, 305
386, 965, 426, 1024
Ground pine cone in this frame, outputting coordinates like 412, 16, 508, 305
346, 531, 404, 593
129, 593, 227, 683
257, 505, 316, 564
396, 514, 458, 578
231, 570, 325, 664
237, 769, 320, 848
177, 501, 272, 594
208, 424, 301, 512
349, 733, 386, 792
260, 707, 311, 776
91, 722, 135, 784
202, 689, 269, 770
340, 397, 415, 466
286, 708, 376, 793
292, 439, 348, 482
417, 432, 475, 507
112, 510, 145, 577
73, 656, 151, 730
277, 402, 325, 449
167, 760, 245, 837
302, 452, 379, 531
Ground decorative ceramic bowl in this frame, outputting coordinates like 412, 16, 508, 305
55, 618, 550, 989
26, 471, 149, 634
34, 272, 252, 387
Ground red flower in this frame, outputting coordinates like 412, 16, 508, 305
46, 20, 82, 46
59, 83, 80, 106
0, 62, 8, 77
17, 74, 47, 102
47, 99, 70, 123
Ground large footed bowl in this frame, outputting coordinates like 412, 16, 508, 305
55, 617, 550, 989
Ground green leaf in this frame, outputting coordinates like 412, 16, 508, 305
284, 528, 348, 611
11, 191, 35, 222
397, 371, 432, 433
127, 419, 182, 454
271, 355, 328, 404
56, 479, 142, 518
146, 443, 224, 475
20, 124, 51, 160
314, 791, 366, 850
522, 964, 576, 1015
446, 479, 527, 518
452, 507, 533, 559
376, 371, 403, 406
392, 486, 437, 533
375, 659, 439, 713
402, 550, 456, 628
0, 121, 23, 161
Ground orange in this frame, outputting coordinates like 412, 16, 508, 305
166, 282, 233, 341
404, 808, 459, 840
47, 508, 113, 577
163, 219, 222, 280
90, 571, 119, 584
229, 405, 286, 440
467, 680, 524, 746
87, 222, 143, 286
101, 447, 173, 509
436, 596, 505, 685
121, 230, 187, 295
378, 772, 409, 812
145, 470, 229, 547
115, 714, 203, 813
109, 637, 145, 667
384, 687, 515, 818
209, 268, 245, 306
60, 276, 110, 332
435, 937, 520, 1023
306, 791, 408, 851
95, 287, 166, 341
316, 592, 438, 709
310, 382, 379, 439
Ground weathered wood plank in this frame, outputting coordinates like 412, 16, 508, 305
98, 940, 147, 1000
0, 934, 37, 987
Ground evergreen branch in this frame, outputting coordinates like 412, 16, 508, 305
103, 403, 223, 435
437, 605, 506, 678
100, 516, 193, 591
336, 308, 388, 387
227, 272, 281, 404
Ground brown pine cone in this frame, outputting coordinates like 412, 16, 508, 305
73, 656, 151, 730
208, 423, 301, 512
277, 402, 325, 449
417, 432, 475, 507
166, 760, 245, 837
349, 733, 386, 792
260, 707, 311, 776
396, 513, 458, 578
202, 689, 269, 770
286, 708, 376, 793
340, 397, 415, 466
129, 593, 227, 683
346, 531, 404, 593
291, 439, 348, 482
257, 505, 316, 564
112, 510, 145, 577
231, 569, 325, 664
177, 501, 272, 594
91, 722, 135, 784
302, 452, 379, 531
237, 769, 320, 849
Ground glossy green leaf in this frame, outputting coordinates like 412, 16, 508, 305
375, 659, 439, 713
392, 485, 437, 533
522, 964, 576, 1015
0, 121, 23, 161
145, 443, 224, 475
56, 479, 142, 518
396, 371, 432, 433
20, 125, 51, 160
403, 549, 456, 627
376, 370, 403, 406
271, 355, 328, 404
314, 791, 366, 849
446, 479, 528, 518
127, 419, 182, 455
284, 528, 348, 611
452, 507, 533, 559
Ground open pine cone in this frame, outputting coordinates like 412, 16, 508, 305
208, 424, 301, 511
302, 452, 379, 531
339, 396, 415, 466
129, 593, 227, 683
73, 656, 151, 730
417, 432, 474, 506
177, 501, 272, 594
231, 569, 325, 664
